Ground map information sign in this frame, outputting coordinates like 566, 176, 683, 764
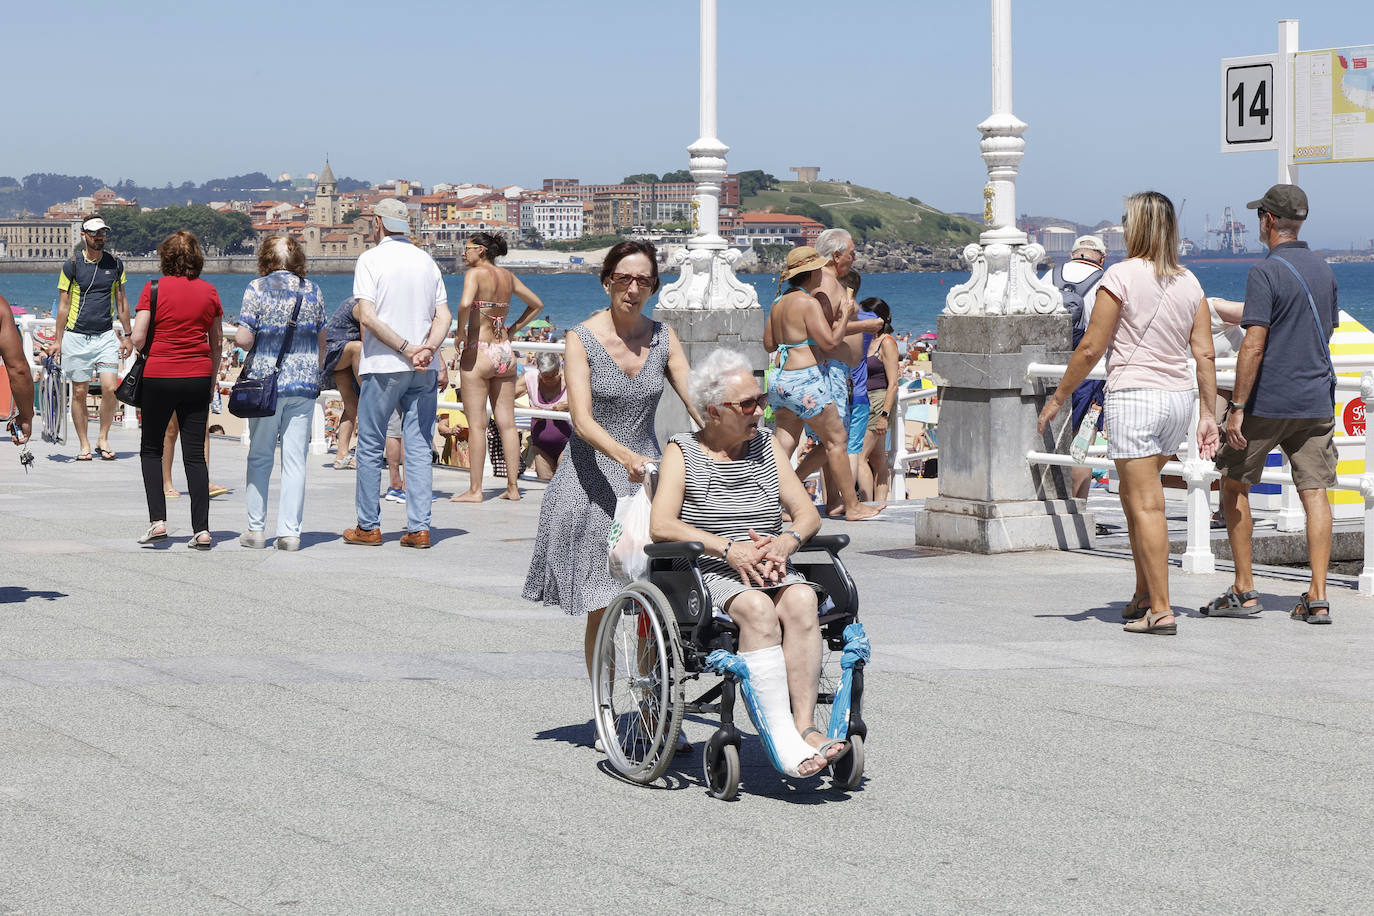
1294, 44, 1374, 164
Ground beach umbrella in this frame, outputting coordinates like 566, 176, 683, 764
10, 306, 27, 315
917, 332, 938, 340
527, 318, 552, 328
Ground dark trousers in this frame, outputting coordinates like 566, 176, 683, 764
140, 376, 212, 532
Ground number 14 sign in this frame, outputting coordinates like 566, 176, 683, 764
1221, 54, 1278, 151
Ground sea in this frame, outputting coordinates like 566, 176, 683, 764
6, 261, 1374, 335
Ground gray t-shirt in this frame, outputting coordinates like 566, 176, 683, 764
1241, 241, 1339, 418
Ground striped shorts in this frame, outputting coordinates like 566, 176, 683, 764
1103, 388, 1194, 459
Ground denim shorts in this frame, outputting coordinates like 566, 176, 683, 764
61, 329, 120, 382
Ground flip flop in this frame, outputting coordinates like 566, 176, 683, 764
1201, 586, 1263, 618
75, 452, 93, 461
96, 446, 117, 460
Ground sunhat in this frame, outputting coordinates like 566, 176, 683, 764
779, 246, 829, 282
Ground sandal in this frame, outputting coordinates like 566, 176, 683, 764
1123, 609, 1177, 635
75, 451, 93, 461
1123, 593, 1149, 622
801, 726, 849, 763
138, 523, 168, 545
188, 531, 213, 551
1201, 586, 1263, 618
96, 446, 117, 460
1291, 592, 1332, 625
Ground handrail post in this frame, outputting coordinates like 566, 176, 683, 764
1359, 371, 1374, 595
1180, 362, 1216, 574
310, 398, 328, 455
1275, 455, 1304, 531
889, 389, 908, 500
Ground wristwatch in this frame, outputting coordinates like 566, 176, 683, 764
876, 408, 890, 417
1228, 400, 1245, 411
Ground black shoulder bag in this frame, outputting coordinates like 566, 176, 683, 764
115, 279, 157, 407
229, 279, 307, 419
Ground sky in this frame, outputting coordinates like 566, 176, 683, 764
4, 0, 1373, 248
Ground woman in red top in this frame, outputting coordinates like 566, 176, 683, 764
130, 230, 223, 548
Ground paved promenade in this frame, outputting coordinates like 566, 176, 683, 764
3, 427, 1374, 914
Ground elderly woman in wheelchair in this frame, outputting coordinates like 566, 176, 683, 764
590, 349, 869, 797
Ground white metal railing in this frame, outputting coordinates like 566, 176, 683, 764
15, 318, 936, 498
886, 384, 939, 500
1026, 356, 1374, 595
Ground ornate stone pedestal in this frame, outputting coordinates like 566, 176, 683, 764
914, 313, 1094, 552
651, 302, 765, 445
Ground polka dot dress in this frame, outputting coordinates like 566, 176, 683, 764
523, 322, 668, 615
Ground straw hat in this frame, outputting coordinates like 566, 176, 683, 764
779, 246, 829, 282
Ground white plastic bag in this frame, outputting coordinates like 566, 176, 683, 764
607, 484, 653, 582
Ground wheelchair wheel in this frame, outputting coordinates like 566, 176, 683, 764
811, 641, 841, 736
591, 581, 684, 784
704, 743, 740, 801
830, 733, 864, 790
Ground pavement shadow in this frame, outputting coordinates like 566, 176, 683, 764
534, 721, 596, 749
0, 585, 68, 604
1034, 601, 1130, 624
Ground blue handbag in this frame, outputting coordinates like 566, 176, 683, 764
229, 281, 306, 419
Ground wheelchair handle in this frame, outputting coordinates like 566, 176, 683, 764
644, 540, 704, 560
800, 533, 850, 554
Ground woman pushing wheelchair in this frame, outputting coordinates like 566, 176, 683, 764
650, 349, 851, 778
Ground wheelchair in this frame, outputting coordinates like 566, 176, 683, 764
590, 533, 868, 800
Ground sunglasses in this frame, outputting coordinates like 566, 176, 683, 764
719, 395, 765, 413
609, 273, 655, 290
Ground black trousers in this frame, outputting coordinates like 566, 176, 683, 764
140, 376, 212, 532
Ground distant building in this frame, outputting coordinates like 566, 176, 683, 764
1099, 225, 1126, 255
310, 161, 343, 227
729, 212, 825, 248
520, 197, 584, 241
540, 176, 739, 227
0, 218, 78, 259
1037, 226, 1075, 254
790, 166, 820, 182
591, 192, 639, 235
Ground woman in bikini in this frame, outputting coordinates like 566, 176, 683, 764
764, 247, 880, 522
454, 232, 545, 502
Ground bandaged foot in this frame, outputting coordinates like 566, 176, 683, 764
718, 645, 823, 778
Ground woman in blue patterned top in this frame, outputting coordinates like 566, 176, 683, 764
234, 235, 327, 551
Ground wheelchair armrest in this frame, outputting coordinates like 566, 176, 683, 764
644, 541, 705, 560
799, 533, 850, 554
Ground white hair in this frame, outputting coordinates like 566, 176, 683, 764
814, 227, 853, 260
688, 349, 754, 417
535, 351, 561, 373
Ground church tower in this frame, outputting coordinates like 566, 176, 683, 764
312, 159, 339, 226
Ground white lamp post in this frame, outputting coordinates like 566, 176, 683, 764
658, 0, 758, 311
916, 0, 1089, 554
944, 0, 1060, 317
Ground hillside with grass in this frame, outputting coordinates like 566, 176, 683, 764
741, 178, 981, 246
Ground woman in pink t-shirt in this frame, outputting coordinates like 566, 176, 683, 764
1039, 191, 1219, 636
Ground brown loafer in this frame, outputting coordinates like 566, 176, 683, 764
399, 529, 431, 549
343, 525, 383, 546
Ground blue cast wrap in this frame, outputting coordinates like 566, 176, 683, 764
706, 648, 793, 776
827, 622, 870, 740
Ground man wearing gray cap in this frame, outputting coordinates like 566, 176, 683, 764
343, 197, 450, 548
42, 216, 132, 460
1207, 184, 1339, 624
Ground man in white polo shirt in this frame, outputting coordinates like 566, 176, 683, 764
343, 198, 450, 548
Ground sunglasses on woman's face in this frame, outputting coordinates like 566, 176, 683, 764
609, 273, 655, 290
720, 395, 765, 413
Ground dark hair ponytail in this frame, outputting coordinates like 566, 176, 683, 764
470, 231, 507, 261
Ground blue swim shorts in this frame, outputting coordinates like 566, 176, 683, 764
769, 364, 833, 421
847, 399, 870, 454
825, 360, 850, 429
61, 329, 120, 383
